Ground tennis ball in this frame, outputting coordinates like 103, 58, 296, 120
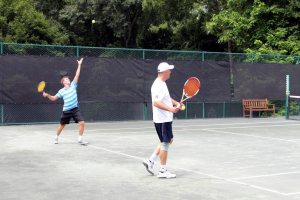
92, 19, 96, 24
181, 104, 186, 111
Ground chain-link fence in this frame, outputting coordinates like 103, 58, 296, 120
0, 43, 299, 125
1, 43, 300, 63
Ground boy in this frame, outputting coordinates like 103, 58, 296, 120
43, 58, 87, 145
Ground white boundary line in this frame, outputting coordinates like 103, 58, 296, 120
286, 192, 300, 195
37, 131, 294, 196
172, 166, 288, 196
203, 129, 299, 143
232, 171, 300, 180
84, 120, 298, 132
42, 122, 300, 142
201, 123, 300, 131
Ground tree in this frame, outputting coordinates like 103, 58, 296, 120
0, 0, 69, 44
34, 0, 67, 20
56, 0, 143, 47
206, 0, 300, 56
138, 0, 225, 51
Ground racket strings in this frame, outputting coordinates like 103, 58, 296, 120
183, 78, 200, 97
37, 81, 46, 92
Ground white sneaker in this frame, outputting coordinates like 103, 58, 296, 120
157, 170, 176, 178
78, 140, 88, 145
54, 137, 58, 144
142, 159, 154, 175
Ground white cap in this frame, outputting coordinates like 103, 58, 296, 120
157, 62, 174, 72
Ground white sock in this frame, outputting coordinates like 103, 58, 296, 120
78, 136, 82, 141
149, 152, 158, 163
160, 165, 167, 172
55, 135, 58, 139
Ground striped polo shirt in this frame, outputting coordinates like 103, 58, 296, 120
56, 80, 78, 111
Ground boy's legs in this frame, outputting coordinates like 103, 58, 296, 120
57, 124, 66, 136
73, 108, 87, 144
54, 124, 66, 144
77, 120, 88, 144
54, 110, 71, 144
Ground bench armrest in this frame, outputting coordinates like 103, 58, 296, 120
268, 104, 275, 109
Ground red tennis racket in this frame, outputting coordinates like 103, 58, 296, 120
177, 77, 201, 108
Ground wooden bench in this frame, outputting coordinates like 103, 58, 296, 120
242, 99, 275, 118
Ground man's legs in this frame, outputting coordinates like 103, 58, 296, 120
157, 142, 175, 178
159, 138, 173, 166
159, 149, 167, 165
151, 144, 161, 162
158, 142, 169, 172
143, 144, 160, 175
143, 122, 175, 177
157, 123, 176, 178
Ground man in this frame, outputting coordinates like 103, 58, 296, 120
42, 58, 88, 145
143, 62, 181, 178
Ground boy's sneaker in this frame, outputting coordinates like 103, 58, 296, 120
157, 170, 176, 178
142, 159, 154, 175
78, 140, 89, 145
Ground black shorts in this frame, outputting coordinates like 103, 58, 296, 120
154, 122, 173, 143
60, 107, 84, 124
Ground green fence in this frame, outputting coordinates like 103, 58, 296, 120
0, 42, 298, 125
1, 42, 300, 63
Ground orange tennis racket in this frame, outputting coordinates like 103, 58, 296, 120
177, 77, 201, 108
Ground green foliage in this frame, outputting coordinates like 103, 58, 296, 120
54, 0, 143, 47
139, 0, 224, 50
0, 0, 299, 55
0, 0, 69, 44
205, 0, 300, 56
274, 100, 300, 117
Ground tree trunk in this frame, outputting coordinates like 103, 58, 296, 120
125, 3, 141, 47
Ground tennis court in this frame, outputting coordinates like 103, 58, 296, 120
1, 117, 300, 200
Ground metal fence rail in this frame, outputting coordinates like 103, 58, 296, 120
1, 42, 300, 63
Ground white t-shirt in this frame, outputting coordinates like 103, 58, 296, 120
151, 78, 173, 123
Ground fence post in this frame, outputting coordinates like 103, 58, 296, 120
201, 52, 205, 61
143, 102, 147, 120
202, 102, 205, 118
1, 104, 3, 124
142, 50, 146, 120
223, 102, 226, 118
0, 43, 2, 123
142, 49, 145, 60
285, 75, 290, 119
0, 43, 3, 55
185, 102, 188, 119
76, 46, 80, 57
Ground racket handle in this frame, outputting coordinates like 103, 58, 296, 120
176, 101, 183, 108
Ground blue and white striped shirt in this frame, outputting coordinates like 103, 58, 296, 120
56, 80, 78, 111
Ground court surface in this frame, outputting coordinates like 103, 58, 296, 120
1, 117, 300, 200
